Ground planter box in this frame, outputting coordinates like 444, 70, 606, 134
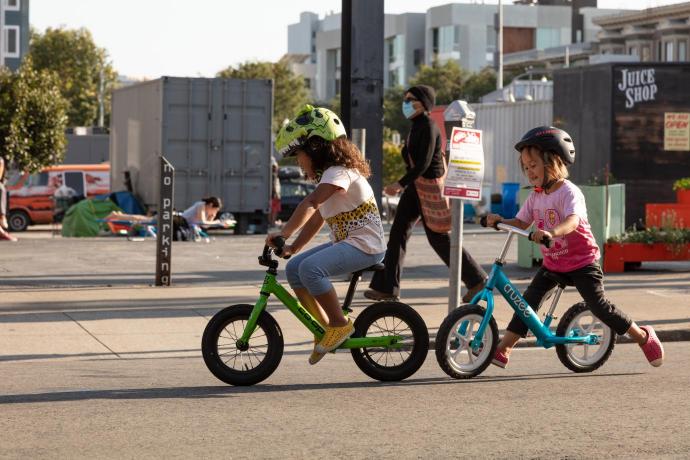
677, 189, 690, 205
646, 204, 690, 228
603, 242, 690, 273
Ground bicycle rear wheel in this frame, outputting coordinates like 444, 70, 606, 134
201, 304, 284, 386
556, 302, 615, 373
435, 304, 498, 379
350, 302, 429, 382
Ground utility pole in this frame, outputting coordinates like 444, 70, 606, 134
497, 0, 504, 90
341, 0, 384, 208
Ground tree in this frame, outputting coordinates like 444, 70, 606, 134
463, 67, 497, 103
383, 86, 408, 138
382, 141, 406, 186
409, 60, 469, 106
217, 58, 310, 132
29, 27, 117, 127
0, 58, 69, 172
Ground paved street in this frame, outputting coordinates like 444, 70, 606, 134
1, 226, 689, 458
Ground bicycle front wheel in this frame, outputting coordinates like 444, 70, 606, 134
556, 302, 615, 373
201, 304, 284, 386
350, 302, 429, 382
435, 304, 498, 379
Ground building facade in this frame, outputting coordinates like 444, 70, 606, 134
287, 2, 599, 101
595, 2, 690, 63
0, 0, 29, 71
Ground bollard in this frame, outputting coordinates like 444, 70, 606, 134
155, 157, 174, 286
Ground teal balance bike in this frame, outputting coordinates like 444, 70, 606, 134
202, 237, 429, 386
435, 218, 615, 379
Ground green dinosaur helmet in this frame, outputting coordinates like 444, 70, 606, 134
275, 104, 347, 158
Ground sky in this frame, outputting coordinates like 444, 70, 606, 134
31, 0, 685, 79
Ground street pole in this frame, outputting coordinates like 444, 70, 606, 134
497, 0, 503, 90
448, 199, 464, 313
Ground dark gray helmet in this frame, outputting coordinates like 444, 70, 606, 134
514, 126, 575, 165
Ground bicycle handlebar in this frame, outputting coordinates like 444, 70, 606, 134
270, 235, 291, 259
480, 216, 551, 248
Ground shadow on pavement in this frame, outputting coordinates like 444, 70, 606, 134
0, 372, 643, 405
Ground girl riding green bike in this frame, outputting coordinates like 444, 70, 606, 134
266, 105, 386, 365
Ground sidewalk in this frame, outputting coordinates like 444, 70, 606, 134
1, 230, 688, 362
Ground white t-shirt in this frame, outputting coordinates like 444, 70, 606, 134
181, 201, 205, 225
318, 166, 386, 255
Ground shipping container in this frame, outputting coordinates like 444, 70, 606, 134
63, 133, 109, 164
554, 63, 690, 227
110, 77, 274, 233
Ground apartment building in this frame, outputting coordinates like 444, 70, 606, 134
595, 1, 690, 62
0, 0, 29, 71
286, 2, 624, 101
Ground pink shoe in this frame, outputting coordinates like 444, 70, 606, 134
492, 350, 509, 368
639, 325, 664, 367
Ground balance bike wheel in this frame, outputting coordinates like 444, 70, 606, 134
350, 302, 429, 382
556, 302, 615, 373
435, 304, 498, 379
202, 304, 284, 386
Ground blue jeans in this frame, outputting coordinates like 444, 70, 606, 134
285, 242, 385, 296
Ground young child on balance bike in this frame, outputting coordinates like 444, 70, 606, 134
485, 126, 664, 369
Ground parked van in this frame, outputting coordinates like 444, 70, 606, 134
6, 164, 110, 231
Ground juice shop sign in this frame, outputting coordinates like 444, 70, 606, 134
617, 68, 657, 109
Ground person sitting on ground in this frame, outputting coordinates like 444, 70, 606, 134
173, 196, 226, 241
266, 104, 386, 365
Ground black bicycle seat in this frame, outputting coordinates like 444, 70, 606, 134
544, 271, 574, 288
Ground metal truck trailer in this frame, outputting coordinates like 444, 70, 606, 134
110, 76, 274, 234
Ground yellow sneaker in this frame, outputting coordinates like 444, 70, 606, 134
316, 320, 354, 354
308, 347, 326, 365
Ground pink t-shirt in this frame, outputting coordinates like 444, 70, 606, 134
516, 180, 600, 273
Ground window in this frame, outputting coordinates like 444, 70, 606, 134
641, 46, 651, 62
413, 48, 423, 67
432, 28, 439, 55
536, 28, 561, 50
4, 26, 19, 58
64, 172, 85, 196
665, 41, 674, 62
628, 46, 638, 56
5, 0, 20, 11
387, 37, 395, 63
679, 41, 687, 61
304, 78, 311, 89
27, 172, 49, 187
657, 41, 662, 60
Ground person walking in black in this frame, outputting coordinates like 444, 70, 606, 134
364, 85, 486, 303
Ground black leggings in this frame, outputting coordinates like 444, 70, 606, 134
507, 263, 632, 337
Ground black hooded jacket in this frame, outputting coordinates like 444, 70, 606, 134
398, 113, 445, 187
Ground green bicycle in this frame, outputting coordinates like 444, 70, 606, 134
201, 238, 429, 386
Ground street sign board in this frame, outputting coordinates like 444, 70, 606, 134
443, 127, 484, 201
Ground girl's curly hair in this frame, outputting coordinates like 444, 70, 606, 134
304, 137, 371, 178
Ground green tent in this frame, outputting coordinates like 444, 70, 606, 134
61, 198, 122, 237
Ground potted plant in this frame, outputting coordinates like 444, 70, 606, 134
673, 177, 690, 204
